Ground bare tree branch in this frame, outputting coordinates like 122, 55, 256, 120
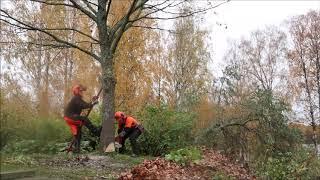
105, 0, 112, 26
30, 0, 75, 8
134, 0, 179, 22
41, 27, 99, 42
4, 25, 100, 42
145, 2, 185, 15
131, 25, 177, 34
110, 0, 141, 53
29, 0, 98, 22
131, 0, 229, 22
145, 0, 171, 9
69, 0, 97, 22
144, 0, 185, 15
0, 9, 100, 61
111, 0, 140, 35
81, 0, 97, 15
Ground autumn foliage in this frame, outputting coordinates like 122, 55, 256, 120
0, 1, 319, 179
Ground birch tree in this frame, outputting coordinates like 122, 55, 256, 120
288, 10, 320, 153
167, 4, 211, 110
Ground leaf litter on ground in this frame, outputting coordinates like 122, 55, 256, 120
119, 147, 256, 180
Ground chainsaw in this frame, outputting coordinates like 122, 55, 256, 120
114, 135, 123, 149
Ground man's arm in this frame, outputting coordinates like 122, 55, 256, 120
76, 97, 93, 109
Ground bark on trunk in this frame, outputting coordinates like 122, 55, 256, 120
96, 0, 116, 152
99, 51, 116, 152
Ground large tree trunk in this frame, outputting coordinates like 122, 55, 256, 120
99, 50, 116, 152
96, 0, 116, 152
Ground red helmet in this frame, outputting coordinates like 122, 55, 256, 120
72, 84, 86, 96
114, 111, 125, 119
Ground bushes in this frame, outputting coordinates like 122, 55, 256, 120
165, 147, 202, 165
138, 105, 195, 156
198, 90, 303, 155
256, 148, 320, 179
2, 117, 71, 154
2, 140, 68, 154
0, 110, 18, 149
20, 118, 70, 142
1, 103, 104, 154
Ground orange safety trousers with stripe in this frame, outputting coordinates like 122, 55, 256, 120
64, 116, 83, 135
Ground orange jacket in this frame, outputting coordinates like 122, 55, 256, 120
117, 116, 138, 130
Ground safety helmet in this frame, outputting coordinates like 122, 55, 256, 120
72, 84, 87, 96
114, 111, 125, 119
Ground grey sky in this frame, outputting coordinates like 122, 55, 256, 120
207, 0, 320, 76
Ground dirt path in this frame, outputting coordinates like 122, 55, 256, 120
2, 149, 255, 179
34, 154, 141, 179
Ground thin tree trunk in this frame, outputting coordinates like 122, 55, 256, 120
63, 49, 69, 107
157, 58, 161, 108
301, 60, 318, 154
40, 51, 50, 117
36, 32, 43, 114
315, 52, 320, 154
63, 48, 73, 108
315, 54, 320, 118
158, 77, 161, 107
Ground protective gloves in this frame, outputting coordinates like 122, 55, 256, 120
118, 130, 126, 138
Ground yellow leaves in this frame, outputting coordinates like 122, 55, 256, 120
112, 3, 156, 113
194, 98, 219, 129
108, 0, 133, 26
72, 49, 100, 100
114, 34, 152, 113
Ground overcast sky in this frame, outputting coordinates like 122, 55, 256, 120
1, 0, 319, 77
206, 0, 320, 76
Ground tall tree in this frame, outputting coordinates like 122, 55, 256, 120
0, 2, 58, 117
307, 11, 320, 117
288, 10, 320, 153
167, 4, 211, 110
112, 1, 155, 114
214, 26, 288, 107
240, 26, 288, 92
145, 31, 169, 107
114, 27, 154, 114
1, 0, 227, 151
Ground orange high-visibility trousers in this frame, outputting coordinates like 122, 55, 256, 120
64, 116, 83, 135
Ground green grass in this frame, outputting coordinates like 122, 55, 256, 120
36, 167, 115, 180
1, 152, 151, 179
108, 152, 152, 165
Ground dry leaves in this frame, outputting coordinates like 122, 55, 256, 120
119, 148, 256, 180
199, 148, 254, 179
